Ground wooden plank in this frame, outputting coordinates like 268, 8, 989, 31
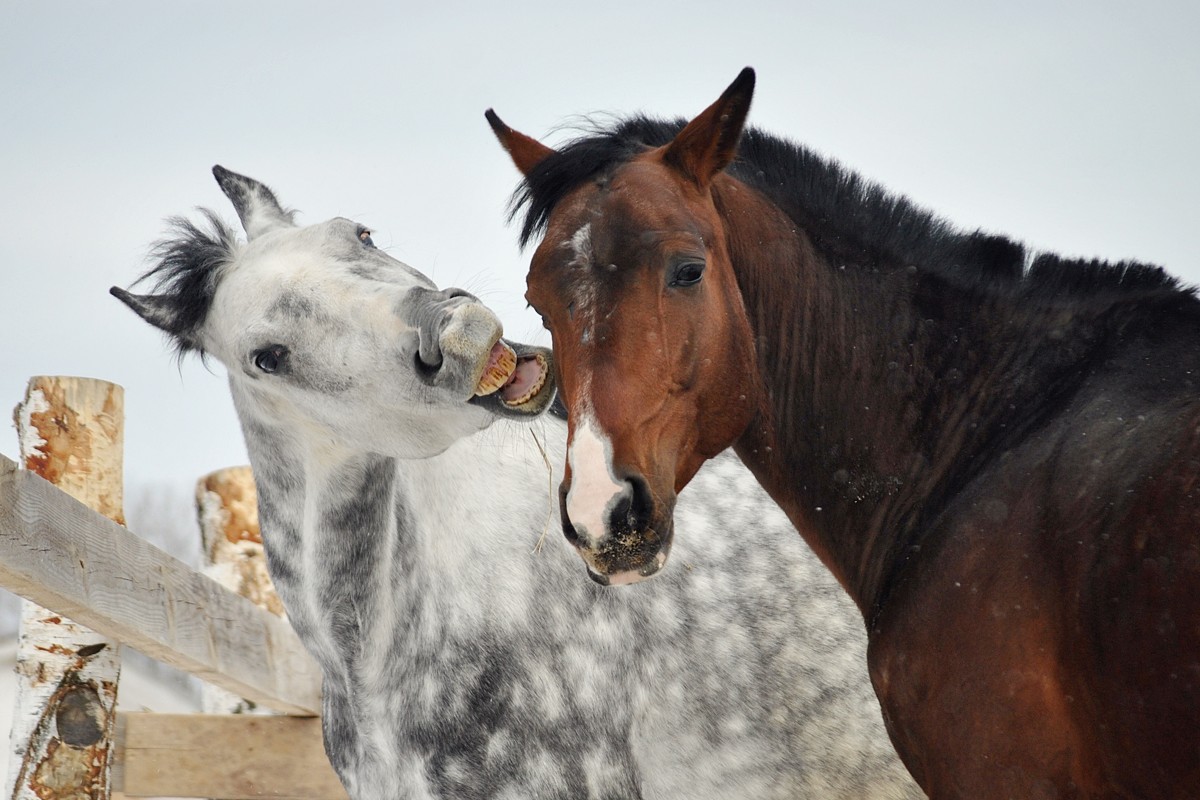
117, 713, 347, 800
0, 453, 322, 715
7, 376, 125, 800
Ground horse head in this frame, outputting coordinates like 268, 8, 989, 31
112, 166, 555, 459
489, 70, 763, 583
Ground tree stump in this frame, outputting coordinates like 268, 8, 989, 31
6, 377, 125, 800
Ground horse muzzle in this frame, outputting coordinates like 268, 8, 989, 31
414, 293, 555, 416
560, 475, 676, 586
582, 547, 671, 586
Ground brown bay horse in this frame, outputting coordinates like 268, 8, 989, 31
487, 68, 1200, 798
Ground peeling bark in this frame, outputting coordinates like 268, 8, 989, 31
196, 466, 284, 716
5, 377, 124, 800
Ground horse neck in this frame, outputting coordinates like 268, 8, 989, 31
230, 383, 564, 648
394, 418, 565, 584
715, 179, 1081, 618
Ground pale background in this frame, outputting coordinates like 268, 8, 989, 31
2, 0, 1197, 522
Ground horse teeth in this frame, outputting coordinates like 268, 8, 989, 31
474, 343, 517, 397
502, 353, 548, 407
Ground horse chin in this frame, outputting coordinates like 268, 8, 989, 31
575, 525, 674, 587
468, 342, 556, 419
584, 552, 668, 587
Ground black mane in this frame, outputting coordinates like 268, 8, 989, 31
513, 115, 1189, 302
137, 208, 238, 358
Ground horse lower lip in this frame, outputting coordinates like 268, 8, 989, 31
585, 568, 611, 586
604, 568, 654, 586
500, 353, 548, 406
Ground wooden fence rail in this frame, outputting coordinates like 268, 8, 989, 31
1, 377, 344, 799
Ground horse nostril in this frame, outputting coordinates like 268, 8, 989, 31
409, 285, 487, 387
442, 287, 477, 302
559, 483, 582, 544
608, 492, 636, 534
414, 350, 443, 381
608, 475, 652, 535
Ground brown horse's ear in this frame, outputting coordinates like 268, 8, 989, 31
485, 109, 556, 176
663, 67, 755, 187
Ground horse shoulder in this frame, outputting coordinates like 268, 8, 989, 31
1061, 397, 1200, 796
866, 464, 1101, 796
868, 382, 1200, 796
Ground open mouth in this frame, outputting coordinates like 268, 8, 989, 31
473, 339, 550, 408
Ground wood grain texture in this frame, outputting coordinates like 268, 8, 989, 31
0, 453, 322, 715
117, 713, 347, 800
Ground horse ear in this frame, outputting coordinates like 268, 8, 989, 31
662, 67, 756, 187
109, 286, 200, 351
485, 109, 556, 176
212, 165, 296, 240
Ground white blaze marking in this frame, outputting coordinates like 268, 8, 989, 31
565, 413, 628, 547
567, 223, 592, 265
563, 223, 599, 345
561, 222, 626, 546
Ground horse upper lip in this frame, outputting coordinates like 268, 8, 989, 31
474, 339, 518, 397
417, 301, 504, 390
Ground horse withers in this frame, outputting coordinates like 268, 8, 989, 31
490, 70, 1200, 797
112, 167, 920, 799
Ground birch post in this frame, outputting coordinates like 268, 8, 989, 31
195, 466, 284, 714
6, 377, 125, 800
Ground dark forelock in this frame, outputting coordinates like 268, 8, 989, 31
511, 116, 683, 248
138, 208, 238, 358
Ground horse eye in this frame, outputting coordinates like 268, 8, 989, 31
359, 229, 375, 248
670, 262, 706, 288
253, 346, 286, 374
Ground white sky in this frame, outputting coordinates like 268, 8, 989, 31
2, 1, 1197, 495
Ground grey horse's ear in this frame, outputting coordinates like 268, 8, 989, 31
212, 165, 296, 240
109, 286, 201, 352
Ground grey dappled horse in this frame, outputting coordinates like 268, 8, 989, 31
112, 167, 920, 800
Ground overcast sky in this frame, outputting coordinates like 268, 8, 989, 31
2, 2, 1197, 505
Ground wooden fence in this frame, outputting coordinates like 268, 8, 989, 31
0, 377, 347, 800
